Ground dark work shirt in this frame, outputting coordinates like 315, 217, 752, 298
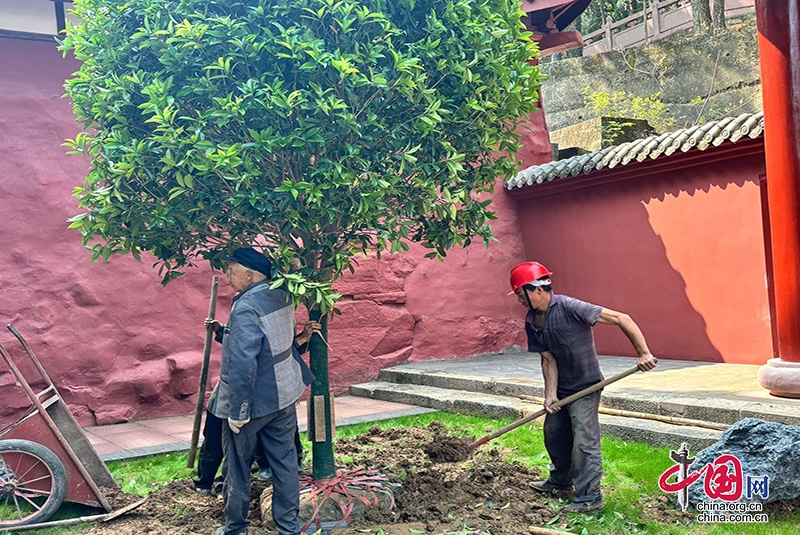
526, 294, 604, 398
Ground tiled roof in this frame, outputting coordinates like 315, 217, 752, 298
506, 112, 764, 190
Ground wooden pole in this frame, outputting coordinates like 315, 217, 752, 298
5, 499, 145, 531
529, 527, 577, 535
755, 0, 800, 397
187, 276, 220, 468
469, 366, 640, 449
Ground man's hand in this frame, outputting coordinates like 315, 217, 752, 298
544, 394, 561, 414
637, 353, 658, 371
228, 417, 250, 434
540, 351, 560, 414
295, 321, 323, 346
205, 318, 223, 331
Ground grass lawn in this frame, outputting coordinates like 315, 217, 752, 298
11, 411, 798, 535
334, 412, 799, 535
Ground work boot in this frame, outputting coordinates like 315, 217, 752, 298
528, 479, 574, 495
194, 478, 212, 495
258, 467, 273, 481
562, 498, 605, 513
214, 527, 248, 535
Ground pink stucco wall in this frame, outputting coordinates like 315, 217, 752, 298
511, 148, 773, 365
0, 38, 551, 427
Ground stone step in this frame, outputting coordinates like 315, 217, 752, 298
375, 367, 800, 428
349, 381, 722, 451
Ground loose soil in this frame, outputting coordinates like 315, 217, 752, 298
66, 422, 722, 535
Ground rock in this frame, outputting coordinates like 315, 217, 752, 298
686, 418, 800, 505
166, 351, 205, 398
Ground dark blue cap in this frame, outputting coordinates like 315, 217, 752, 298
225, 248, 272, 277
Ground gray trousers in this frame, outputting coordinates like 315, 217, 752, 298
542, 390, 603, 502
221, 405, 301, 535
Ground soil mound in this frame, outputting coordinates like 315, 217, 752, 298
65, 421, 716, 534
423, 433, 474, 463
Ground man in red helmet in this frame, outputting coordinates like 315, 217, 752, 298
509, 261, 657, 513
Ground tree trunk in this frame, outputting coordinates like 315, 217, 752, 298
691, 0, 712, 34
307, 310, 336, 480
712, 0, 726, 33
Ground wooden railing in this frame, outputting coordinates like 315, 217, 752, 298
581, 0, 754, 56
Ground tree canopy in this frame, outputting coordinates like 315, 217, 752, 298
62, 0, 543, 310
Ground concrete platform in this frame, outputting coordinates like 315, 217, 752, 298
82, 350, 800, 460
349, 349, 800, 450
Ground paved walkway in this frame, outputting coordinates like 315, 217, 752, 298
370, 351, 800, 426
84, 397, 435, 462
84, 352, 800, 461
388, 351, 788, 403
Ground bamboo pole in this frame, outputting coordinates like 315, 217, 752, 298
529, 527, 577, 535
518, 394, 729, 431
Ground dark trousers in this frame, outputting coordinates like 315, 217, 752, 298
197, 410, 303, 489
542, 390, 603, 502
221, 405, 301, 535
197, 410, 225, 488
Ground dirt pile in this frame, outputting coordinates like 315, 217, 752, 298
67, 421, 705, 534
71, 422, 555, 534
422, 432, 473, 463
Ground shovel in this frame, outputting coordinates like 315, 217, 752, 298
469, 365, 641, 449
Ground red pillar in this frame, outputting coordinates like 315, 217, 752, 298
756, 0, 800, 397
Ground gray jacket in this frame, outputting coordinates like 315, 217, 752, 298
211, 281, 314, 420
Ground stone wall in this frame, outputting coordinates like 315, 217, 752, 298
549, 117, 655, 154
540, 15, 761, 133
0, 38, 551, 427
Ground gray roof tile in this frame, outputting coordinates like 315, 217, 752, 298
506, 112, 764, 190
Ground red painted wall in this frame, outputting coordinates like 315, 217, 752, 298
0, 39, 550, 426
512, 152, 773, 365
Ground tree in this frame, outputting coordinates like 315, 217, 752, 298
61, 0, 543, 479
712, 0, 726, 33
582, 88, 675, 134
691, 0, 712, 34
692, 0, 727, 35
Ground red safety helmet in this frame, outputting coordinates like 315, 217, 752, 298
508, 261, 552, 294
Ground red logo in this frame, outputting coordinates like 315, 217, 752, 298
659, 451, 744, 502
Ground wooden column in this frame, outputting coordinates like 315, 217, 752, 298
755, 0, 800, 397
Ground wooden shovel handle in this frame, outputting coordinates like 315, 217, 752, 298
469, 365, 640, 449
187, 276, 220, 468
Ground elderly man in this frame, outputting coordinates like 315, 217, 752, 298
509, 261, 657, 513
211, 247, 314, 535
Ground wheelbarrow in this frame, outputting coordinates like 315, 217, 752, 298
0, 324, 120, 528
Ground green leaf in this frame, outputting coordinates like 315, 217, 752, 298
59, 0, 542, 315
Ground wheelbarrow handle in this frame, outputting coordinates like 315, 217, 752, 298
7, 324, 56, 388
469, 365, 641, 449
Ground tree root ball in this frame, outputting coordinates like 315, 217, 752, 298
423, 433, 474, 463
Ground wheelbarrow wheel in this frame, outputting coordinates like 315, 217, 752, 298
0, 439, 68, 527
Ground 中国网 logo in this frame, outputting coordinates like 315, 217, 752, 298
658, 442, 770, 523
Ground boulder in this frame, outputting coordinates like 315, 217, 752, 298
166, 351, 205, 398
687, 418, 800, 505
